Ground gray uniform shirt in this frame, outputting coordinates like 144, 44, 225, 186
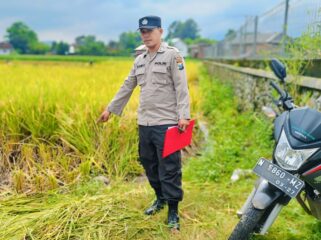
106, 42, 190, 126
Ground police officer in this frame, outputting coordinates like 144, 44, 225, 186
98, 15, 190, 231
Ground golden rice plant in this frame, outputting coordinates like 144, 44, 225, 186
0, 59, 201, 192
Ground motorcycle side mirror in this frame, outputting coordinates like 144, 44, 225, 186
270, 59, 286, 83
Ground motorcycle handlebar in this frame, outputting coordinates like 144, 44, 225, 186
270, 81, 286, 99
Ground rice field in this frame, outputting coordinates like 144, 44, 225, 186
0, 58, 201, 193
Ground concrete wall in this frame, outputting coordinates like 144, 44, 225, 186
204, 61, 321, 112
208, 59, 321, 78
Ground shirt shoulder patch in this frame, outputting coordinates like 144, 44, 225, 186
175, 55, 184, 71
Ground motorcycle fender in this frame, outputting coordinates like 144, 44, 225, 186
252, 179, 283, 210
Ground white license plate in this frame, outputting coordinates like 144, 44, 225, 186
253, 158, 304, 198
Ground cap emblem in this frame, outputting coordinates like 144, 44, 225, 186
142, 19, 148, 25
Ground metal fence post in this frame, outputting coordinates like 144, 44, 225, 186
239, 26, 243, 58
281, 0, 290, 55
253, 16, 258, 58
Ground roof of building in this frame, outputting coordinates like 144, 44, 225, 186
171, 38, 186, 44
0, 42, 13, 50
135, 42, 169, 51
135, 44, 147, 51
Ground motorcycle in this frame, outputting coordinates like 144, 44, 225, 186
229, 59, 321, 240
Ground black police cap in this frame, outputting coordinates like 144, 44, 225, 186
138, 16, 161, 30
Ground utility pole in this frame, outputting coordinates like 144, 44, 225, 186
282, 0, 290, 55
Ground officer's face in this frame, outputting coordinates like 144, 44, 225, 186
140, 28, 163, 49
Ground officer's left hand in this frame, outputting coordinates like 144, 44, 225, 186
178, 119, 190, 132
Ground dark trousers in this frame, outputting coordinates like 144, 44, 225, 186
138, 124, 183, 203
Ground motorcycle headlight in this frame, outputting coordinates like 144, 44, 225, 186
274, 130, 318, 170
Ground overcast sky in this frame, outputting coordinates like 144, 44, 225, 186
0, 0, 296, 43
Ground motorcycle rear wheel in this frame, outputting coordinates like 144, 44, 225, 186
229, 203, 265, 240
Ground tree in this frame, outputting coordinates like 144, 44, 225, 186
75, 35, 90, 46
166, 19, 200, 40
166, 21, 183, 40
106, 40, 120, 56
29, 42, 50, 54
225, 29, 237, 40
184, 38, 216, 45
182, 19, 200, 39
51, 41, 70, 55
6, 22, 38, 54
75, 35, 106, 56
104, 32, 141, 56
118, 31, 141, 52
107, 40, 119, 50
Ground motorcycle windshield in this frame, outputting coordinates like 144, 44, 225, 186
289, 107, 321, 144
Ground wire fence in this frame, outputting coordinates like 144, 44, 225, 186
194, 0, 321, 60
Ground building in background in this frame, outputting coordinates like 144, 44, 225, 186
135, 40, 188, 58
69, 44, 76, 55
134, 44, 147, 57
0, 42, 13, 55
189, 43, 212, 59
170, 38, 188, 57
222, 32, 285, 59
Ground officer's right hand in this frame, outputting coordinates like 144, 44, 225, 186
97, 110, 111, 123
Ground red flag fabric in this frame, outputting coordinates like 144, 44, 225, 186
162, 119, 195, 158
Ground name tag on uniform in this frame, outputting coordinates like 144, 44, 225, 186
155, 62, 166, 65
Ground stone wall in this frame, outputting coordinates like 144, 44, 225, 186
204, 61, 321, 113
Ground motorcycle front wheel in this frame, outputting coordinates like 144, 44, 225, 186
229, 203, 265, 240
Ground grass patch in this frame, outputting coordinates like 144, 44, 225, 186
184, 67, 273, 182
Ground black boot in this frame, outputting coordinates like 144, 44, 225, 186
167, 209, 180, 231
167, 201, 180, 231
144, 198, 166, 215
